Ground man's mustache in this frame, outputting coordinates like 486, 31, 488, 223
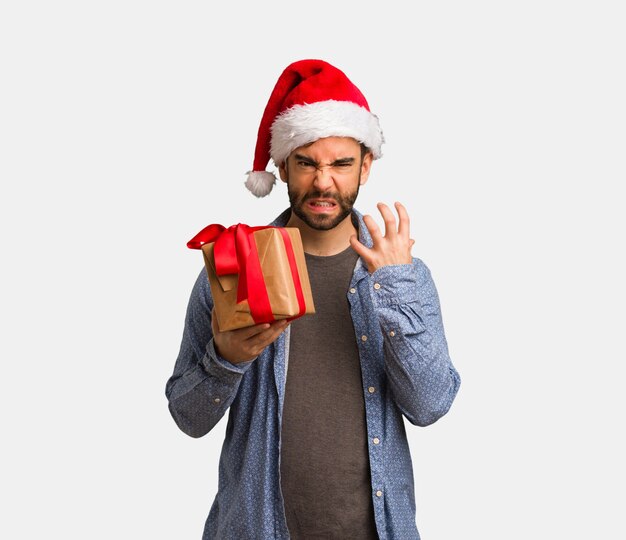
303, 191, 340, 202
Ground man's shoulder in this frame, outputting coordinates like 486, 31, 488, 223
187, 265, 213, 311
269, 208, 292, 227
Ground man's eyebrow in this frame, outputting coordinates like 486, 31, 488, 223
293, 154, 356, 166
293, 153, 318, 164
331, 157, 355, 165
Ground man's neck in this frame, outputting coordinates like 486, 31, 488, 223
285, 212, 357, 256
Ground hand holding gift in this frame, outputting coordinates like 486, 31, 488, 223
210, 308, 289, 364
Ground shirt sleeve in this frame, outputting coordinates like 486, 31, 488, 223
165, 268, 255, 438
369, 258, 461, 426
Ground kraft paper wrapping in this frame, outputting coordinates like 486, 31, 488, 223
201, 227, 315, 331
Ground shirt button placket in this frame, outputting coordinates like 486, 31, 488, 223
366, 383, 384, 520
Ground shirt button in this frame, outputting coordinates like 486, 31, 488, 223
376, 490, 383, 497
213, 398, 221, 404
368, 386, 376, 394
361, 335, 368, 342
389, 330, 396, 337
373, 283, 381, 290
349, 287, 356, 294
373, 437, 380, 445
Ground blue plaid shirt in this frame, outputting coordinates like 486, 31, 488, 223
166, 209, 461, 539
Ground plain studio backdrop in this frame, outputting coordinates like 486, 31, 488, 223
1, 1, 624, 539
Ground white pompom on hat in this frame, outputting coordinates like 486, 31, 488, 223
245, 59, 384, 197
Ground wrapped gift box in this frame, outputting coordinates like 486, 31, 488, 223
188, 224, 315, 331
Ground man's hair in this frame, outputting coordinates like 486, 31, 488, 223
360, 143, 370, 159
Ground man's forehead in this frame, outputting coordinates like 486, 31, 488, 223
291, 137, 361, 158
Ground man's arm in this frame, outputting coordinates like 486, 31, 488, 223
165, 268, 289, 438
350, 202, 461, 426
165, 269, 254, 438
370, 259, 461, 426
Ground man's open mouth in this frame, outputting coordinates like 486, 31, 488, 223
306, 198, 337, 211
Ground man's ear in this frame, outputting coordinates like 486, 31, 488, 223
359, 152, 374, 186
278, 160, 288, 183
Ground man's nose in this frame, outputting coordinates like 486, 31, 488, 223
313, 166, 334, 190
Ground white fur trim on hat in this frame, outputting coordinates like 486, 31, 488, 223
245, 170, 277, 197
270, 100, 384, 165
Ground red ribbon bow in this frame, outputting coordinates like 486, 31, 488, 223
187, 223, 306, 325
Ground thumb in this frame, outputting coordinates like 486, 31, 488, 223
349, 234, 367, 257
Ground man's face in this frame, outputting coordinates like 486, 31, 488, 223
279, 137, 373, 231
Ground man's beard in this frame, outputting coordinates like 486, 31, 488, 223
287, 182, 360, 231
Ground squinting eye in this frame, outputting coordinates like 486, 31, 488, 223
297, 161, 315, 169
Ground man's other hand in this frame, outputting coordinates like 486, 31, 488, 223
350, 202, 416, 273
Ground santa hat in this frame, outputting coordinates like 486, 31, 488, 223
245, 59, 384, 197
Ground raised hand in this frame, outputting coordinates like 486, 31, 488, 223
350, 202, 415, 273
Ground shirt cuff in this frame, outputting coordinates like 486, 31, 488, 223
369, 263, 420, 306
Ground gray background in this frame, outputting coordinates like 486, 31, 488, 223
1, 1, 624, 538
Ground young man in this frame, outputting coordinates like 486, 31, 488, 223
166, 59, 461, 540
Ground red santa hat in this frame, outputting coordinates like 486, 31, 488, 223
245, 59, 384, 197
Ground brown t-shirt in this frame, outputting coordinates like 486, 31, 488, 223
279, 246, 378, 539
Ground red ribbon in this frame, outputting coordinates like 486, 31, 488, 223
277, 228, 307, 322
187, 223, 307, 324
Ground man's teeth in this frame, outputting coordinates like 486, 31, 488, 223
312, 201, 333, 206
